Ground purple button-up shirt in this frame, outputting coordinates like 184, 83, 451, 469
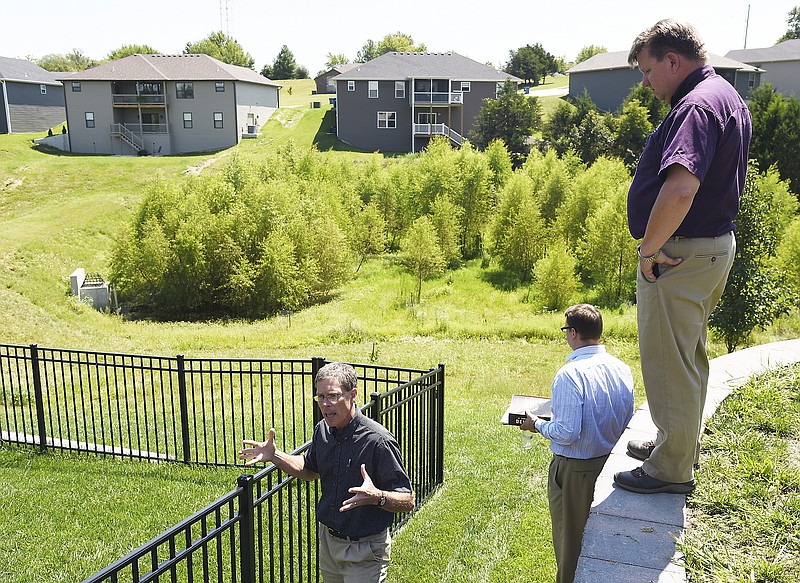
627, 65, 752, 239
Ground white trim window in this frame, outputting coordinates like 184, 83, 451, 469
213, 112, 223, 129
348, 80, 355, 92
377, 111, 396, 129
71, 82, 81, 92
40, 85, 47, 95
215, 82, 225, 92
368, 81, 378, 98
748, 73, 756, 88
176, 82, 194, 99
460, 81, 471, 92
183, 112, 193, 129
84, 112, 95, 128
395, 81, 405, 99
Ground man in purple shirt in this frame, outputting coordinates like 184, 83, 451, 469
614, 20, 752, 495
521, 304, 634, 583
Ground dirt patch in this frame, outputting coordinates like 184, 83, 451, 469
2, 177, 23, 190
183, 151, 229, 176
789, 438, 800, 471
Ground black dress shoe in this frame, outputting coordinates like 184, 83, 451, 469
614, 466, 695, 494
627, 439, 655, 461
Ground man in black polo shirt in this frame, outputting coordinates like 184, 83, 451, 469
239, 362, 415, 582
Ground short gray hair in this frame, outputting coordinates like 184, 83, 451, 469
315, 362, 358, 392
628, 19, 707, 66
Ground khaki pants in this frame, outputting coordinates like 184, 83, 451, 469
318, 523, 391, 583
548, 453, 609, 583
638, 232, 735, 483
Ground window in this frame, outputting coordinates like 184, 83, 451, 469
348, 80, 355, 92
748, 73, 756, 88
213, 112, 223, 129
138, 82, 162, 94
40, 85, 47, 95
395, 81, 405, 99
418, 113, 438, 124
183, 112, 193, 129
85, 112, 95, 128
460, 81, 471, 92
215, 82, 225, 92
377, 111, 396, 129
71, 82, 81, 92
176, 82, 194, 99
368, 81, 378, 98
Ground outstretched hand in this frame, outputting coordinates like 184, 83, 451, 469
239, 428, 276, 466
340, 464, 381, 512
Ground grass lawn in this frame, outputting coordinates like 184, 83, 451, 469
0, 85, 798, 582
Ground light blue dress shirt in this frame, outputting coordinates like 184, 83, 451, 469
534, 345, 634, 459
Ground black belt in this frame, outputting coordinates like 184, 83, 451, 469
327, 527, 360, 541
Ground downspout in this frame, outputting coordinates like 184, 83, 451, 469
233, 81, 239, 144
1, 80, 11, 133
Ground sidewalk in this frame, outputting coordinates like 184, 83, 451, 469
574, 339, 800, 582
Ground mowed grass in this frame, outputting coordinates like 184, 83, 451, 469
1, 92, 798, 582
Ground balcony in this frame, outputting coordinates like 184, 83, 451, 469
112, 94, 167, 106
412, 91, 463, 105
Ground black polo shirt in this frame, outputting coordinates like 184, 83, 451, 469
304, 409, 412, 538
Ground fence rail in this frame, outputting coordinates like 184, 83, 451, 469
0, 343, 444, 583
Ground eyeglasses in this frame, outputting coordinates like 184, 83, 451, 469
560, 326, 574, 332
314, 391, 350, 404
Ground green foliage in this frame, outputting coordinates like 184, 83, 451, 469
505, 44, 557, 85
400, 216, 445, 302
775, 216, 800, 295
621, 84, 668, 127
612, 99, 653, 172
324, 53, 349, 70
574, 45, 607, 64
356, 32, 426, 63
777, 6, 800, 42
531, 239, 578, 310
748, 84, 800, 194
262, 45, 304, 80
492, 174, 547, 281
351, 202, 387, 272
36, 49, 98, 72
430, 196, 463, 268
470, 79, 542, 166
107, 44, 159, 60
710, 168, 797, 352
484, 139, 514, 190
184, 31, 255, 69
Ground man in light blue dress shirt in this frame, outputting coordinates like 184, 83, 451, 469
520, 304, 634, 583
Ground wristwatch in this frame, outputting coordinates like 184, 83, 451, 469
377, 492, 387, 507
637, 245, 660, 263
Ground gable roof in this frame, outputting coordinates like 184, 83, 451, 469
568, 50, 763, 74
0, 56, 62, 85
334, 52, 520, 82
59, 54, 280, 87
314, 63, 360, 82
726, 39, 800, 63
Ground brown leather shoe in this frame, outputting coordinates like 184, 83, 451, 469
627, 439, 655, 461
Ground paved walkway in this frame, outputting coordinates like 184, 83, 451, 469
574, 339, 800, 582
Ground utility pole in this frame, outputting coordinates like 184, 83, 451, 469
743, 4, 751, 49
220, 0, 231, 36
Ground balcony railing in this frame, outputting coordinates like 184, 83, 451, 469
412, 91, 463, 104
414, 123, 464, 146
112, 94, 166, 106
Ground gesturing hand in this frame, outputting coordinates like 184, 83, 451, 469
340, 464, 381, 512
239, 428, 276, 466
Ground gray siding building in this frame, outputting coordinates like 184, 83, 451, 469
333, 52, 520, 153
727, 39, 800, 97
0, 56, 65, 134
60, 54, 281, 156
567, 51, 762, 112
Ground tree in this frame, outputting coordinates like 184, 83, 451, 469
778, 6, 800, 42
575, 45, 607, 65
36, 49, 98, 72
531, 239, 578, 311
748, 84, 800, 194
107, 44, 159, 60
184, 31, 255, 69
506, 44, 556, 85
612, 99, 653, 172
470, 79, 541, 167
400, 216, 446, 303
356, 33, 426, 62
263, 45, 302, 80
350, 202, 387, 272
709, 168, 797, 352
622, 84, 669, 127
325, 53, 349, 69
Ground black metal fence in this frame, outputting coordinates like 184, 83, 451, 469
0, 343, 445, 582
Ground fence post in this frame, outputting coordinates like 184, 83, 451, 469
369, 391, 382, 423
435, 363, 445, 485
176, 354, 191, 463
237, 473, 256, 583
29, 344, 48, 453
311, 357, 326, 426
